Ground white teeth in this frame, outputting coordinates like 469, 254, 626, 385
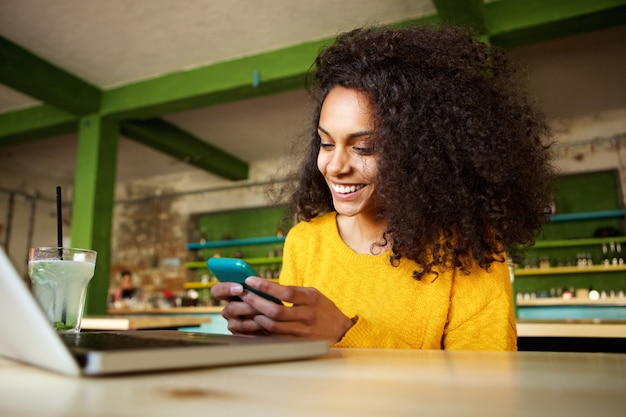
332, 184, 365, 194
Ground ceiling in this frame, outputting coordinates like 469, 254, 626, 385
1, 0, 625, 187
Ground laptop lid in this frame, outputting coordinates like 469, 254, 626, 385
0, 247, 329, 376
0, 247, 82, 375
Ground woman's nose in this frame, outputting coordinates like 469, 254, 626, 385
326, 147, 350, 175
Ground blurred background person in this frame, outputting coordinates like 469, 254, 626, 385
112, 270, 137, 303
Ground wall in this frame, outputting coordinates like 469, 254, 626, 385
551, 109, 626, 212
0, 173, 73, 279
107, 158, 286, 297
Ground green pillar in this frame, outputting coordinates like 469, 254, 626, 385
71, 115, 119, 315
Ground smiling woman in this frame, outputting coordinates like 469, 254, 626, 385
210, 24, 557, 351
316, 87, 381, 232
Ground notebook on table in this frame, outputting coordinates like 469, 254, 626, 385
0, 247, 328, 376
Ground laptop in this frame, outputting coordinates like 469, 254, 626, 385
0, 247, 329, 376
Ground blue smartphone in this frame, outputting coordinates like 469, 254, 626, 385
207, 257, 282, 304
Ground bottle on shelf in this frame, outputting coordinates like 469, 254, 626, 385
603, 241, 625, 266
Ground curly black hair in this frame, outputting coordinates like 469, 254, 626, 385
285, 24, 557, 280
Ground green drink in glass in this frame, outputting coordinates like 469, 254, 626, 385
28, 247, 97, 333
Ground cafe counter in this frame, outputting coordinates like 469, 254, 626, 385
88, 306, 229, 333
516, 319, 626, 352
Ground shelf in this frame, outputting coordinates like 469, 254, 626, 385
185, 257, 283, 269
549, 209, 626, 223
517, 298, 626, 307
187, 236, 286, 250
515, 265, 626, 276
531, 236, 626, 249
184, 278, 279, 290
243, 257, 283, 266
184, 281, 217, 289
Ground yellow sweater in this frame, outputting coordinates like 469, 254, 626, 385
279, 212, 517, 350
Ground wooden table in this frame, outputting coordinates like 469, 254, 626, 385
103, 306, 227, 333
1, 348, 624, 416
81, 315, 212, 330
107, 306, 224, 315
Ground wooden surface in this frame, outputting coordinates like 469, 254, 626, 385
516, 320, 626, 338
107, 306, 224, 315
1, 348, 625, 416
81, 315, 212, 330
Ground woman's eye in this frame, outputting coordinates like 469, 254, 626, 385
354, 146, 375, 155
320, 143, 334, 150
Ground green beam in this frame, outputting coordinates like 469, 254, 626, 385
71, 116, 119, 315
0, 36, 102, 115
388, 15, 442, 29
100, 38, 333, 120
120, 118, 249, 180
485, 0, 626, 48
432, 0, 486, 32
0, 105, 77, 145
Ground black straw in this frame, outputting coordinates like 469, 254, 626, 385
56, 186, 66, 325
56, 186, 63, 259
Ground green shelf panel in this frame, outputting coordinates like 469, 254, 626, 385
245, 257, 283, 266
515, 265, 626, 276
185, 261, 208, 269
533, 236, 626, 249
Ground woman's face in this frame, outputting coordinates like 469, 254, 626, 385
317, 86, 380, 219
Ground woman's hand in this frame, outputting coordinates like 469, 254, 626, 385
210, 277, 354, 343
210, 280, 268, 335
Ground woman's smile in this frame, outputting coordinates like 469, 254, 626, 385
331, 182, 366, 195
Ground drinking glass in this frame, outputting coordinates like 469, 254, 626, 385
28, 247, 97, 333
